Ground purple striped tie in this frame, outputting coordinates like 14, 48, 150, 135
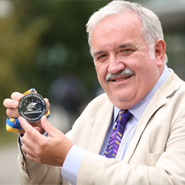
104, 110, 131, 158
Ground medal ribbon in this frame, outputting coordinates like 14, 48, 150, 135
6, 88, 50, 132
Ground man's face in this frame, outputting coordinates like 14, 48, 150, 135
91, 12, 164, 109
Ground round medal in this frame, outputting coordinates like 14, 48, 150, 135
18, 93, 46, 122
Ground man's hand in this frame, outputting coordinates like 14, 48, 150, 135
19, 116, 73, 166
3, 92, 50, 134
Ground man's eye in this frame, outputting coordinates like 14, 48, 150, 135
121, 49, 133, 53
95, 54, 108, 63
119, 49, 134, 56
96, 54, 108, 62
98, 54, 107, 59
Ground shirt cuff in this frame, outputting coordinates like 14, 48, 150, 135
61, 145, 86, 185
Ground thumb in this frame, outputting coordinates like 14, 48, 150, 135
41, 116, 58, 137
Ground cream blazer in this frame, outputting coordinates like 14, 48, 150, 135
18, 69, 185, 185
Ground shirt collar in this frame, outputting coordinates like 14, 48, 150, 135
114, 65, 171, 122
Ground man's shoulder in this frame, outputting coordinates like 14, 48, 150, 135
161, 69, 185, 94
69, 93, 113, 139
74, 93, 113, 123
156, 69, 185, 106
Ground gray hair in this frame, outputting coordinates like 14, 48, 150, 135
86, 0, 168, 64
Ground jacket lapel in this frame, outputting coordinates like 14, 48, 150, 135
123, 70, 181, 163
87, 99, 114, 154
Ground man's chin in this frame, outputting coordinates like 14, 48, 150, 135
107, 92, 135, 108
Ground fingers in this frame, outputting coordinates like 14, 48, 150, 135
3, 98, 18, 109
19, 117, 44, 143
11, 92, 23, 101
21, 136, 40, 163
3, 92, 50, 131
21, 135, 36, 155
6, 108, 19, 118
4, 92, 49, 111
3, 92, 23, 118
24, 153, 37, 163
4, 99, 19, 117
44, 98, 50, 111
20, 116, 73, 166
41, 116, 58, 137
20, 116, 48, 163
19, 116, 35, 132
3, 92, 22, 109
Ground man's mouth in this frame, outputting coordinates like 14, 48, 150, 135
111, 75, 132, 82
105, 67, 135, 82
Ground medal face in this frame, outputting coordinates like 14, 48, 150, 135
18, 93, 46, 122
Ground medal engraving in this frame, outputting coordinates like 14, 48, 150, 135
18, 93, 46, 122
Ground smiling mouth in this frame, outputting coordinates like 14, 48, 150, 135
113, 76, 131, 82
111, 75, 134, 82
105, 67, 135, 82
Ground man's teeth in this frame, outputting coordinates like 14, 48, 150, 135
114, 76, 130, 81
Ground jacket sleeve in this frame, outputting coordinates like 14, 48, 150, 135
17, 136, 64, 185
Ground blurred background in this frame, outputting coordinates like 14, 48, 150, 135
0, 0, 185, 184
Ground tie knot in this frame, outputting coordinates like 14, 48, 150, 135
118, 110, 131, 124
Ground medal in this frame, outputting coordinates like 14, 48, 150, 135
18, 89, 46, 122
6, 88, 50, 132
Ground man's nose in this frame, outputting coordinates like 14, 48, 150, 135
108, 55, 125, 74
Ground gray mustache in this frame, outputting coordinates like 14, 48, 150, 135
105, 67, 135, 81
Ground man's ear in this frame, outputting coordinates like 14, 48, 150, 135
154, 39, 166, 67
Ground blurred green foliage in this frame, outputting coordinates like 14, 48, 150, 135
0, 0, 111, 96
0, 0, 111, 143
0, 0, 185, 144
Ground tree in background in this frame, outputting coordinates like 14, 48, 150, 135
0, 0, 110, 137
0, 0, 185, 142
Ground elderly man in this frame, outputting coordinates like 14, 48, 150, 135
3, 1, 185, 185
